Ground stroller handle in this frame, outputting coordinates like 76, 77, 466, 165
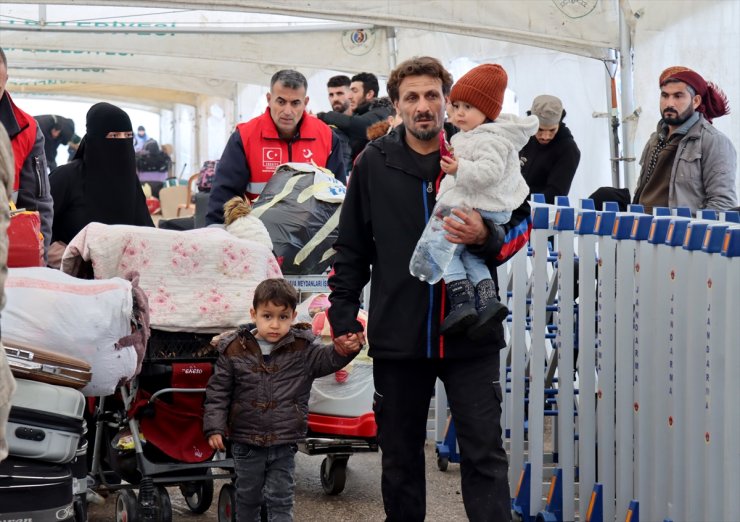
149, 387, 206, 402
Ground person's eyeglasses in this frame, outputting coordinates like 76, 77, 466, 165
105, 131, 134, 139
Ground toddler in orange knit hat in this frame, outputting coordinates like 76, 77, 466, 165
437, 63, 538, 338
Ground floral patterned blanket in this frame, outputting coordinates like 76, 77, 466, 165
62, 223, 282, 332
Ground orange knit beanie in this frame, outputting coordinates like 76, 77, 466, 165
450, 64, 508, 121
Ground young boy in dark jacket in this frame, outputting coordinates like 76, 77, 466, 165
203, 278, 361, 521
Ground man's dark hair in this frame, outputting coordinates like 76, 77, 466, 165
387, 57, 453, 103
351, 72, 380, 99
327, 75, 351, 89
253, 278, 299, 311
270, 69, 308, 92
0, 47, 7, 67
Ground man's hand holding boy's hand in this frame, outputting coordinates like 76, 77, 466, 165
333, 332, 365, 356
208, 433, 226, 451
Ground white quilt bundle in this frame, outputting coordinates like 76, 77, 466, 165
62, 223, 283, 332
2, 267, 137, 396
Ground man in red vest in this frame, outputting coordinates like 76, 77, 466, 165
205, 69, 347, 225
0, 47, 53, 259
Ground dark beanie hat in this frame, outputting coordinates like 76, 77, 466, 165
86, 102, 132, 138
450, 64, 508, 121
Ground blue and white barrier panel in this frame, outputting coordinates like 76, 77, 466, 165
499, 197, 740, 522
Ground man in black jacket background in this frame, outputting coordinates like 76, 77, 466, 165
519, 95, 580, 204
34, 114, 75, 171
317, 72, 392, 163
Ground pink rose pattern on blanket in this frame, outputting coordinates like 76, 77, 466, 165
118, 235, 152, 273
196, 287, 232, 322
63, 223, 285, 331
220, 243, 253, 278
171, 239, 205, 275
149, 281, 177, 316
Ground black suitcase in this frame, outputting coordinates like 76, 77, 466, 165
0, 456, 74, 521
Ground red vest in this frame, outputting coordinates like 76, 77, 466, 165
5, 93, 37, 191
238, 108, 333, 200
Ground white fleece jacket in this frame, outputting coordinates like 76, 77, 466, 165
225, 215, 274, 251
437, 113, 538, 212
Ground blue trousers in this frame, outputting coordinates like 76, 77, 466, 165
232, 442, 297, 522
444, 209, 511, 284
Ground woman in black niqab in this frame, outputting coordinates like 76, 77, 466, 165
50, 102, 154, 244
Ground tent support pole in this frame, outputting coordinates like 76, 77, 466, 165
605, 50, 621, 189
619, 0, 637, 190
386, 26, 398, 71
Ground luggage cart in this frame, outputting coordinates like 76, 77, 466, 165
286, 275, 378, 495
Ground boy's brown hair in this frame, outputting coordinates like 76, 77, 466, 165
252, 278, 298, 311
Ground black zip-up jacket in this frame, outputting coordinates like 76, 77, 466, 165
318, 99, 393, 161
328, 125, 532, 360
519, 123, 580, 204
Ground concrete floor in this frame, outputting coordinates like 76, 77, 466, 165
87, 442, 471, 521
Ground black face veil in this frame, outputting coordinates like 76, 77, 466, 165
79, 102, 142, 226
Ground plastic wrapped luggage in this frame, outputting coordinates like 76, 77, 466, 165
7, 378, 86, 463
2, 267, 140, 396
0, 457, 74, 521
252, 163, 345, 275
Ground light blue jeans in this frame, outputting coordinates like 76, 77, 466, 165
232, 442, 297, 522
443, 209, 511, 285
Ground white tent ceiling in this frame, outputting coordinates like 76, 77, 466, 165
1, 1, 618, 102
1, 1, 738, 199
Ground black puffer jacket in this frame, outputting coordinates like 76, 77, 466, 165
203, 325, 355, 446
328, 125, 532, 360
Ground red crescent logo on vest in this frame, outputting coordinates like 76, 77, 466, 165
303, 149, 313, 159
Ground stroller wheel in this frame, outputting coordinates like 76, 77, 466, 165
116, 490, 139, 522
153, 486, 172, 522
218, 483, 236, 522
320, 456, 348, 495
180, 470, 214, 514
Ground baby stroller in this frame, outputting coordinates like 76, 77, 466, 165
88, 329, 235, 521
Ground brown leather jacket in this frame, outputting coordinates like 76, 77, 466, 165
203, 324, 355, 446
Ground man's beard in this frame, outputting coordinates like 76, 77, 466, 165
333, 101, 350, 113
662, 104, 694, 126
407, 112, 442, 141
